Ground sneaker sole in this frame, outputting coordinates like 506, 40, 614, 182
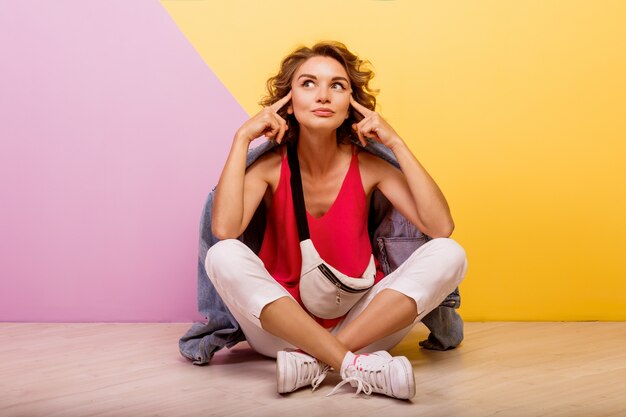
395, 356, 416, 400
276, 350, 288, 394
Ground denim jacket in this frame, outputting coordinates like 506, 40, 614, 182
179, 139, 464, 365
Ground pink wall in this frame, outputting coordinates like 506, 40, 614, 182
0, 1, 245, 322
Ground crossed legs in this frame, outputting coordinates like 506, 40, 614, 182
206, 237, 468, 369
259, 289, 417, 370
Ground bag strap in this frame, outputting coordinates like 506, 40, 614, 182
287, 143, 310, 241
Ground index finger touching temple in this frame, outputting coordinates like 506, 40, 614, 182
270, 90, 292, 113
350, 95, 373, 117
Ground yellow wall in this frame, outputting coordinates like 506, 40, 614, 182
161, 1, 626, 321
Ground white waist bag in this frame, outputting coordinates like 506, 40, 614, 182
287, 144, 375, 319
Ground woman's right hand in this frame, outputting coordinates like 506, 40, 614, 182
235, 90, 292, 144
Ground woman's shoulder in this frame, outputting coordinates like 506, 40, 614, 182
356, 145, 401, 191
356, 146, 396, 170
248, 144, 284, 169
246, 144, 284, 189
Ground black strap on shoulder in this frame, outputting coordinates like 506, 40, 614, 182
286, 142, 310, 241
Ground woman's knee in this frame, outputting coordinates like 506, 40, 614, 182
430, 238, 468, 276
205, 239, 249, 283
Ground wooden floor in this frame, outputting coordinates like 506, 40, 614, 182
1, 322, 625, 417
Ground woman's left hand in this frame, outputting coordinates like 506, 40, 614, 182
350, 96, 404, 150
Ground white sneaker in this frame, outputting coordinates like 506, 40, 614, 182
276, 349, 331, 394
327, 351, 416, 400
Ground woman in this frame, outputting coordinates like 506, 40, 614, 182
207, 41, 468, 400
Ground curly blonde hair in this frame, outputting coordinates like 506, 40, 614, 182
259, 41, 379, 144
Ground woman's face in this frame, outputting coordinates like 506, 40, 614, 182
289, 56, 352, 132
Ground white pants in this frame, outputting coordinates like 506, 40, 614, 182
205, 238, 468, 358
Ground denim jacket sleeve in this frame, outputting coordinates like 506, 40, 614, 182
179, 139, 463, 365
364, 141, 464, 351
178, 141, 278, 365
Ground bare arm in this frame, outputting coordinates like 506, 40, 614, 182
211, 134, 270, 239
350, 96, 454, 238
370, 143, 454, 238
211, 91, 292, 239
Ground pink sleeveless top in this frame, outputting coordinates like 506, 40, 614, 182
258, 145, 385, 328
